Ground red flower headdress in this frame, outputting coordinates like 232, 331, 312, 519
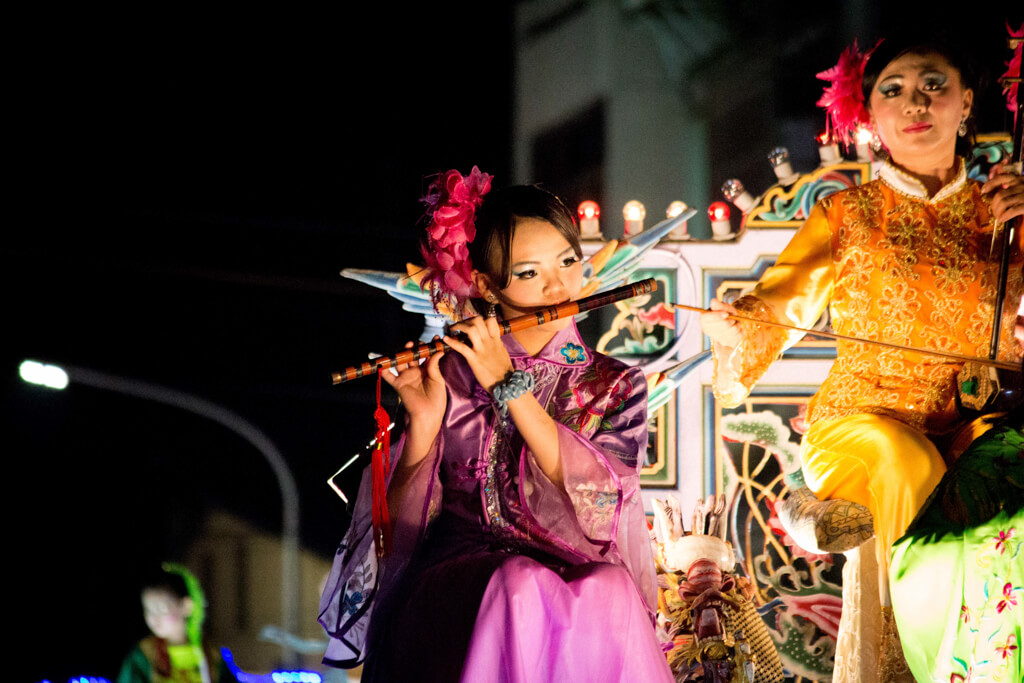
816, 40, 877, 146
419, 165, 493, 318
1000, 22, 1023, 122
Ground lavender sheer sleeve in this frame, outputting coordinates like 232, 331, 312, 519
318, 428, 444, 666
520, 365, 657, 608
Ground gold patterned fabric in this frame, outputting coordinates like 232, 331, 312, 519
800, 413, 947, 566
715, 162, 1022, 555
713, 162, 1022, 680
715, 161, 1022, 435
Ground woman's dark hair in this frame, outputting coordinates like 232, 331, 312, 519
862, 30, 980, 158
469, 185, 581, 295
140, 566, 191, 599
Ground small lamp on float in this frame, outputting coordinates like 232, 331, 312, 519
578, 201, 601, 238
622, 200, 645, 236
721, 179, 755, 213
666, 201, 690, 240
768, 146, 800, 185
817, 131, 841, 164
708, 201, 733, 240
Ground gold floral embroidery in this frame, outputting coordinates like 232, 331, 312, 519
877, 279, 922, 339
842, 307, 880, 341
712, 296, 787, 408
930, 257, 973, 296
921, 290, 965, 354
836, 246, 874, 289
726, 179, 1022, 435
877, 208, 927, 280
839, 185, 884, 247
936, 189, 976, 229
881, 209, 927, 249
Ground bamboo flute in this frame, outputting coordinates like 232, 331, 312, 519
331, 278, 659, 384
331, 277, 1021, 385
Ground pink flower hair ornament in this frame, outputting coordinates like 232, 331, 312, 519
816, 40, 878, 146
418, 166, 493, 318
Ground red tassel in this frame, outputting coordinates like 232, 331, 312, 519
371, 369, 393, 557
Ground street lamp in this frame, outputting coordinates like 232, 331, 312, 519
19, 360, 69, 389
20, 359, 301, 664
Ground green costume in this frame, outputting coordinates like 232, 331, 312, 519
116, 635, 235, 683
890, 416, 1023, 682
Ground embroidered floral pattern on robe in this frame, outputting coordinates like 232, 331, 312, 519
318, 320, 657, 668
713, 162, 1023, 436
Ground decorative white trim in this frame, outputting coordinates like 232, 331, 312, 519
876, 158, 967, 203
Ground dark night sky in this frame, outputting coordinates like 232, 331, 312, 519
8, 6, 513, 680
7, 4, 1022, 681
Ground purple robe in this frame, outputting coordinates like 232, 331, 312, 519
319, 321, 672, 682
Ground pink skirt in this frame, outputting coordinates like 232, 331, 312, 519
364, 552, 673, 682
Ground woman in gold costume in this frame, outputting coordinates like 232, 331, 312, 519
701, 31, 1023, 681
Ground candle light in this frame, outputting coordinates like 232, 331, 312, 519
721, 179, 755, 213
666, 201, 689, 239
707, 201, 732, 239
817, 132, 840, 165
767, 146, 799, 185
622, 200, 645, 236
578, 201, 601, 238
854, 126, 874, 162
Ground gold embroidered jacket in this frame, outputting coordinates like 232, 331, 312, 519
714, 161, 1023, 435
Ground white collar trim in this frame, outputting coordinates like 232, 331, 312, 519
876, 159, 966, 203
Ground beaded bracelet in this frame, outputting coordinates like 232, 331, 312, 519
491, 370, 535, 417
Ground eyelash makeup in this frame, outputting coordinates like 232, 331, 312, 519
878, 72, 948, 98
512, 255, 580, 279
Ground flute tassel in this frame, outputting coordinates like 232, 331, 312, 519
371, 369, 392, 557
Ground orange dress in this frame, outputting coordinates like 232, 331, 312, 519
713, 160, 1023, 566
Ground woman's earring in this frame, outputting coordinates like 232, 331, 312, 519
866, 124, 882, 153
958, 117, 968, 137
485, 294, 498, 318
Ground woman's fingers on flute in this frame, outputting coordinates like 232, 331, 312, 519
451, 314, 505, 351
382, 340, 445, 389
386, 340, 436, 378
382, 341, 448, 424
453, 313, 495, 337
483, 313, 501, 336
446, 316, 488, 354
394, 341, 419, 372
445, 317, 514, 391
380, 343, 413, 385
443, 329, 471, 354
424, 346, 444, 379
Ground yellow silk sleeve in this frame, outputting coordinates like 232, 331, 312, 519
713, 202, 835, 407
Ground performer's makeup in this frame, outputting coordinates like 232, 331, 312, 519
493, 217, 583, 323
868, 51, 971, 171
